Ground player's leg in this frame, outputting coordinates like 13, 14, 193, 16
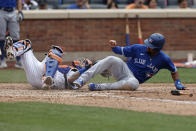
68, 59, 93, 83
8, 11, 22, 68
88, 56, 139, 91
6, 38, 51, 89
0, 11, 8, 68
73, 56, 139, 90
6, 39, 32, 57
42, 46, 64, 89
88, 78, 139, 91
4, 38, 46, 88
73, 56, 116, 87
66, 67, 91, 89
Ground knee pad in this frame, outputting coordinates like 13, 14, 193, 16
13, 39, 32, 56
45, 46, 63, 78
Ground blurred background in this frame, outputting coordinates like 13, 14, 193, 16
2, 0, 196, 68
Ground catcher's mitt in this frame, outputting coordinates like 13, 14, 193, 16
72, 57, 93, 69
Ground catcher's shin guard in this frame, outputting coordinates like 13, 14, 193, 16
4, 37, 13, 59
12, 39, 32, 56
45, 46, 63, 78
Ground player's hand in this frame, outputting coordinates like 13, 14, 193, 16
109, 40, 117, 48
175, 80, 186, 90
17, 11, 24, 22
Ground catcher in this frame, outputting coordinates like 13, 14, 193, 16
73, 33, 186, 91
4, 36, 92, 90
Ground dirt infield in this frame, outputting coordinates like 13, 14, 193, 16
0, 83, 196, 116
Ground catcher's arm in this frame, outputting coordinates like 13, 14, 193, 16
68, 58, 94, 83
171, 71, 186, 90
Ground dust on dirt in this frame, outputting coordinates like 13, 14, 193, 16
0, 83, 196, 116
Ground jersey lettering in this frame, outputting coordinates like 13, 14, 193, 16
134, 58, 146, 65
147, 63, 158, 73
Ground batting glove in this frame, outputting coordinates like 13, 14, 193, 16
175, 80, 186, 90
17, 11, 24, 22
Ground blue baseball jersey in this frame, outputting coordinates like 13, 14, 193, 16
57, 64, 82, 75
112, 44, 177, 83
0, 0, 17, 8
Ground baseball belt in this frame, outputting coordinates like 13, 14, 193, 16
0, 7, 14, 12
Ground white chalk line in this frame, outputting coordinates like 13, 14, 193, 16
1, 90, 196, 105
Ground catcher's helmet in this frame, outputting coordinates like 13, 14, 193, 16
144, 33, 165, 50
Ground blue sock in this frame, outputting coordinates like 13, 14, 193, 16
79, 67, 88, 74
16, 56, 21, 62
0, 40, 5, 61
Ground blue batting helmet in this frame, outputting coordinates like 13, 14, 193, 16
144, 33, 165, 50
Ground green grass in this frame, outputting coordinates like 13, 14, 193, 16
0, 69, 27, 83
0, 102, 196, 131
0, 68, 195, 83
147, 68, 196, 83
0, 69, 196, 130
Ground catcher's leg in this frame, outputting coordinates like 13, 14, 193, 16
4, 37, 32, 59
42, 46, 63, 89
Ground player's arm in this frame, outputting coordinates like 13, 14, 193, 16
171, 71, 186, 90
108, 40, 134, 57
17, 0, 23, 11
108, 40, 123, 55
17, 0, 24, 22
164, 56, 186, 90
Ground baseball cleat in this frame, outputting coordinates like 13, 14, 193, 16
70, 83, 80, 90
73, 78, 84, 88
0, 60, 7, 68
88, 83, 103, 91
4, 36, 14, 59
42, 76, 53, 90
14, 62, 23, 69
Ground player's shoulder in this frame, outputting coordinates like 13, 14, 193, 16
131, 44, 146, 47
129, 44, 146, 48
159, 51, 171, 61
128, 44, 147, 51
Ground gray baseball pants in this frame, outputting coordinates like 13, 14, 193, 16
0, 10, 20, 41
79, 56, 139, 90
